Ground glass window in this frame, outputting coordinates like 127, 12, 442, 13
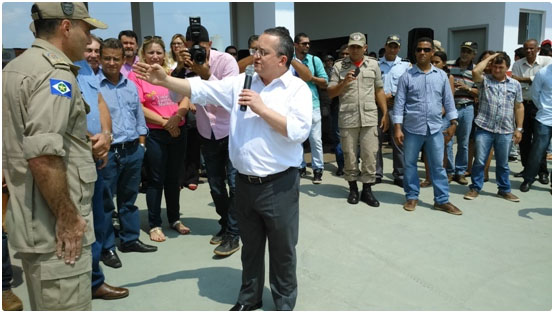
518, 11, 543, 44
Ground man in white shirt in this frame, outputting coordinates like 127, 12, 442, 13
133, 27, 311, 311
511, 38, 552, 182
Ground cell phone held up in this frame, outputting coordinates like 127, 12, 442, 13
353, 67, 360, 77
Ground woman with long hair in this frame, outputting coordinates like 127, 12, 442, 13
128, 36, 190, 242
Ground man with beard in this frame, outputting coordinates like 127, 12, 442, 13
118, 30, 139, 77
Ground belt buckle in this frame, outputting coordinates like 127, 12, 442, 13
247, 175, 262, 184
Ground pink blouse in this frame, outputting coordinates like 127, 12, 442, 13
128, 71, 185, 130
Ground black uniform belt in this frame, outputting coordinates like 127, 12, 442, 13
238, 167, 294, 185
110, 139, 139, 151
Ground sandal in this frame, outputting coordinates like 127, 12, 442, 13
171, 221, 191, 235
149, 227, 166, 242
420, 180, 432, 187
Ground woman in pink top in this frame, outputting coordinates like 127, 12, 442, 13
128, 36, 190, 242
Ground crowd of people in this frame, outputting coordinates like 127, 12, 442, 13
2, 2, 552, 311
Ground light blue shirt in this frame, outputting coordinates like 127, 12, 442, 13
531, 64, 552, 126
379, 56, 411, 96
393, 65, 457, 136
299, 54, 328, 109
75, 60, 102, 135
97, 71, 148, 144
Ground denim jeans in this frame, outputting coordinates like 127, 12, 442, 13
92, 166, 106, 290
445, 104, 473, 176
201, 135, 239, 238
146, 128, 187, 229
330, 101, 344, 169
300, 107, 324, 170
102, 142, 144, 250
523, 121, 552, 183
403, 128, 450, 204
469, 127, 512, 192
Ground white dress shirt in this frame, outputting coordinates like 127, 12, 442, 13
189, 70, 312, 176
512, 55, 552, 100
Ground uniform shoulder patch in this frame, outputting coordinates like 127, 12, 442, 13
43, 51, 70, 69
50, 79, 72, 98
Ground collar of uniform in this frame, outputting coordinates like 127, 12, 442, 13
413, 64, 439, 74
98, 69, 126, 87
378, 55, 401, 65
32, 38, 79, 75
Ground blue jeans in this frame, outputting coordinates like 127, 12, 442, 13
300, 107, 324, 170
331, 101, 344, 169
146, 128, 187, 229
403, 128, 450, 204
523, 121, 552, 183
445, 104, 473, 176
102, 142, 144, 250
92, 166, 107, 290
469, 127, 512, 192
201, 135, 239, 238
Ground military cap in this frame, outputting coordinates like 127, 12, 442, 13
348, 32, 366, 47
31, 2, 107, 30
386, 35, 401, 46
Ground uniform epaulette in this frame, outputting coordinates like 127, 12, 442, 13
401, 58, 411, 63
42, 51, 70, 70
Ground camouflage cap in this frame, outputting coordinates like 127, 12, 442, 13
348, 32, 366, 47
31, 2, 107, 30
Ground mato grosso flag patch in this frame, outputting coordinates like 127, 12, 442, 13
50, 79, 72, 98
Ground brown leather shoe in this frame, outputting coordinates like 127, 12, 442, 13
92, 283, 129, 300
497, 191, 520, 202
2, 289, 23, 311
433, 202, 462, 215
403, 199, 418, 211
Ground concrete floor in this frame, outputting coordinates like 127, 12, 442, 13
7, 148, 552, 311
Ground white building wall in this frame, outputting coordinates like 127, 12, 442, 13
504, 2, 552, 63
294, 2, 549, 61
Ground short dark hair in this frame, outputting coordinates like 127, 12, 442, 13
433, 51, 448, 63
478, 50, 495, 62
100, 38, 124, 57
118, 30, 138, 42
294, 32, 309, 44
514, 47, 525, 59
492, 51, 511, 68
416, 37, 434, 49
90, 34, 103, 46
225, 45, 237, 53
248, 35, 259, 48
263, 27, 294, 68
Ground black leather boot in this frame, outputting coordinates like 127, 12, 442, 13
360, 183, 380, 207
347, 181, 359, 204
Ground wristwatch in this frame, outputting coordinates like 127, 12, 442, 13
450, 120, 459, 126
103, 130, 114, 143
516, 128, 524, 133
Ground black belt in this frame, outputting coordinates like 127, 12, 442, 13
110, 139, 139, 151
455, 102, 474, 108
238, 167, 294, 185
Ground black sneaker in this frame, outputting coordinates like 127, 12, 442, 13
312, 169, 323, 184
214, 235, 240, 256
299, 167, 307, 178
335, 167, 344, 176
210, 229, 225, 245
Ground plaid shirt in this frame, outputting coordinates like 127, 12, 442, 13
474, 74, 523, 134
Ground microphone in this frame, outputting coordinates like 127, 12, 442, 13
240, 65, 255, 112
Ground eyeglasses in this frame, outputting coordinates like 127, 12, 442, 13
249, 48, 273, 57
415, 47, 432, 53
144, 35, 162, 41
299, 42, 310, 46
171, 42, 184, 47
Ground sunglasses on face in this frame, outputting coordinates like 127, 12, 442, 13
416, 47, 432, 53
144, 35, 162, 41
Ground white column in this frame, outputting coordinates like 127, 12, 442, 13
253, 2, 295, 36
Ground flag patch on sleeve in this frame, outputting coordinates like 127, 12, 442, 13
50, 79, 72, 98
